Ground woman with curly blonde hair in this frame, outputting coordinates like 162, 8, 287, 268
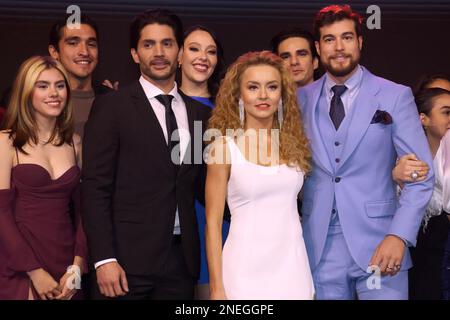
205, 51, 314, 300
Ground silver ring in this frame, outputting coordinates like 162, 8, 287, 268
410, 170, 418, 181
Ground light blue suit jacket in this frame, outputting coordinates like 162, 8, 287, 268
298, 67, 434, 271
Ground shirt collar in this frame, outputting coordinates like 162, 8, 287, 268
139, 75, 181, 103
324, 65, 363, 99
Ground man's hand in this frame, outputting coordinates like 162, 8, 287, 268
369, 235, 406, 277
96, 261, 129, 298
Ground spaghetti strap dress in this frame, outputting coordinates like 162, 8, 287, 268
0, 146, 87, 300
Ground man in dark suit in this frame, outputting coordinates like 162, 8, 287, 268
81, 9, 211, 300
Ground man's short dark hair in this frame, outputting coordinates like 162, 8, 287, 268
48, 13, 99, 51
129, 9, 183, 50
270, 27, 318, 59
313, 4, 363, 40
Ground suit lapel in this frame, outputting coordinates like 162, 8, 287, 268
130, 81, 172, 164
339, 67, 381, 167
306, 76, 334, 174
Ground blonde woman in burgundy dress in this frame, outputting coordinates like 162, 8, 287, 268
0, 56, 87, 300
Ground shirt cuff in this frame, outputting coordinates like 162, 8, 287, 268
94, 258, 117, 269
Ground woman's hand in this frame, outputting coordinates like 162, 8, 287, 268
55, 257, 84, 300
55, 271, 78, 300
392, 154, 429, 188
28, 268, 61, 300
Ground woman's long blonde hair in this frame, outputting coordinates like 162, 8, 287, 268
208, 51, 311, 173
2, 55, 73, 153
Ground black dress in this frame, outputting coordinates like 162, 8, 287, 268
409, 212, 450, 300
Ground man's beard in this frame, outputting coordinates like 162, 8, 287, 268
322, 54, 360, 78
143, 62, 177, 81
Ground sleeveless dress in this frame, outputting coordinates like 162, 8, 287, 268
0, 148, 87, 300
222, 138, 315, 299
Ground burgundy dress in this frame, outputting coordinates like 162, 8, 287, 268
0, 162, 87, 300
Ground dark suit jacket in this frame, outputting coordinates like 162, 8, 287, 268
81, 80, 211, 278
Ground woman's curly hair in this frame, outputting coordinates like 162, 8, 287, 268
208, 50, 311, 173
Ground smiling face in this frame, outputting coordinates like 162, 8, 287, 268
278, 36, 318, 87
316, 19, 362, 82
31, 68, 68, 120
49, 24, 98, 84
130, 23, 179, 86
240, 64, 282, 127
179, 29, 218, 86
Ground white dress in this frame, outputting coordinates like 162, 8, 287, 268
221, 137, 315, 300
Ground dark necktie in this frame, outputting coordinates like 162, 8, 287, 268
155, 94, 180, 166
329, 85, 347, 130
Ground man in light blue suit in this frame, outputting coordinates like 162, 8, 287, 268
298, 4, 434, 299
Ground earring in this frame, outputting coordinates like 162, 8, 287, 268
238, 98, 245, 127
278, 99, 284, 129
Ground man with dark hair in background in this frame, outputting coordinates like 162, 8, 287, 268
271, 27, 319, 88
48, 13, 115, 137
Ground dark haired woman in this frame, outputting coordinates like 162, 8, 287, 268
178, 25, 229, 298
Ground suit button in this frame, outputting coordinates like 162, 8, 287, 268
335, 141, 340, 146
332, 209, 336, 214
335, 158, 340, 163
335, 177, 341, 183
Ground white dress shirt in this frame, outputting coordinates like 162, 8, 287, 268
324, 65, 364, 114
94, 77, 190, 269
